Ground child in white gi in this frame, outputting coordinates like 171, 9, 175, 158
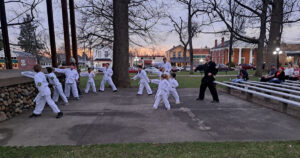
98, 63, 117, 92
46, 67, 68, 105
169, 73, 180, 104
55, 63, 80, 100
152, 67, 169, 80
80, 68, 97, 93
153, 74, 171, 110
131, 65, 152, 96
21, 65, 63, 118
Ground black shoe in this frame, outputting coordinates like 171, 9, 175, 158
211, 100, 219, 104
99, 90, 104, 92
196, 98, 203, 101
113, 90, 118, 93
136, 94, 142, 96
29, 113, 41, 118
148, 94, 153, 96
56, 112, 64, 118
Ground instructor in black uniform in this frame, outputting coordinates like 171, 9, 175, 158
196, 55, 219, 103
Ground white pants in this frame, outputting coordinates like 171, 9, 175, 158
138, 82, 152, 95
33, 94, 61, 115
53, 84, 68, 103
100, 77, 117, 91
169, 88, 180, 103
153, 94, 170, 110
85, 81, 96, 93
65, 82, 79, 98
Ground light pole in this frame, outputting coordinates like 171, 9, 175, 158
134, 56, 139, 67
273, 47, 283, 68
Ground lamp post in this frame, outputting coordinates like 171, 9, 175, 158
134, 56, 139, 67
273, 47, 283, 68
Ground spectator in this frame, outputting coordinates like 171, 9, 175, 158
260, 64, 277, 82
232, 66, 249, 83
289, 64, 300, 81
284, 63, 294, 79
269, 67, 285, 83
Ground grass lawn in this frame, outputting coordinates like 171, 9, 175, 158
79, 72, 259, 89
1, 141, 300, 158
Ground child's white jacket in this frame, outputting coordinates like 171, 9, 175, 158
156, 79, 171, 98
133, 70, 150, 83
98, 67, 113, 80
46, 72, 62, 87
55, 68, 79, 84
169, 78, 179, 90
80, 71, 95, 83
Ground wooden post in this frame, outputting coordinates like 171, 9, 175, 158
69, 0, 78, 68
61, 0, 71, 65
0, 0, 12, 69
46, 0, 57, 67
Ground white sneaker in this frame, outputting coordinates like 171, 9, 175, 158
176, 102, 180, 104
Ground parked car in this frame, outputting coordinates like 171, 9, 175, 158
144, 67, 159, 73
217, 64, 230, 71
239, 64, 254, 70
129, 67, 138, 73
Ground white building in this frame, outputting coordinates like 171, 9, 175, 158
129, 55, 165, 67
93, 46, 113, 68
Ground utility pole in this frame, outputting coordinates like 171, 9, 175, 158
61, 0, 71, 65
46, 0, 57, 67
0, 0, 12, 69
69, 0, 78, 68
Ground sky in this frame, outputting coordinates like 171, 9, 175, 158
4, 0, 300, 55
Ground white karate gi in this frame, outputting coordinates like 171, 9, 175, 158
169, 78, 180, 104
162, 62, 172, 73
99, 67, 117, 91
133, 70, 152, 95
153, 79, 171, 110
152, 70, 170, 80
21, 71, 61, 115
46, 72, 68, 103
55, 68, 79, 98
80, 71, 96, 93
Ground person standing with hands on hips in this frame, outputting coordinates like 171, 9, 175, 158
196, 55, 219, 103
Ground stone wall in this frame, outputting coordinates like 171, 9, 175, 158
0, 82, 38, 121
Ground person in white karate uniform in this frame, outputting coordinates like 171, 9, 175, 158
55, 63, 80, 100
161, 57, 172, 73
98, 63, 117, 92
80, 68, 97, 93
153, 74, 171, 110
169, 73, 180, 104
46, 67, 68, 105
152, 67, 170, 80
21, 65, 63, 118
131, 65, 152, 95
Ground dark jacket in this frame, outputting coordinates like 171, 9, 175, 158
238, 69, 249, 81
275, 71, 285, 81
201, 61, 218, 84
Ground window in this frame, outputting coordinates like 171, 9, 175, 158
173, 52, 176, 57
178, 52, 181, 57
241, 57, 245, 64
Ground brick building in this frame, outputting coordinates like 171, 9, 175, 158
210, 38, 258, 66
165, 45, 210, 66
0, 50, 37, 70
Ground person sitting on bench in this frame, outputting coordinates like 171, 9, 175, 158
232, 66, 249, 83
269, 67, 285, 83
289, 64, 300, 81
260, 64, 277, 82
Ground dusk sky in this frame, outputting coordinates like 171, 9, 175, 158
4, 0, 300, 55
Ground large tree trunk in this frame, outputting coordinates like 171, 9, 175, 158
266, 0, 284, 69
112, 0, 130, 88
255, 0, 269, 77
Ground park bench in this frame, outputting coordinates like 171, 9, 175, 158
215, 81, 300, 114
241, 81, 300, 95
224, 81, 300, 101
286, 80, 300, 84
247, 81, 300, 91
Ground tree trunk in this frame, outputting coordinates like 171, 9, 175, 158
254, 0, 269, 77
266, 0, 284, 69
228, 32, 234, 64
188, 1, 194, 74
112, 0, 130, 88
183, 45, 187, 70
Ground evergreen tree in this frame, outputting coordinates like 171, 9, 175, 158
18, 14, 44, 61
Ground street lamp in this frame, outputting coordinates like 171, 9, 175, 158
273, 47, 283, 68
134, 56, 139, 67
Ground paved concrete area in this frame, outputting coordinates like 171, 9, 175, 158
1, 88, 300, 146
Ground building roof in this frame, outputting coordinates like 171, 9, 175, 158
211, 40, 257, 50
166, 45, 184, 52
